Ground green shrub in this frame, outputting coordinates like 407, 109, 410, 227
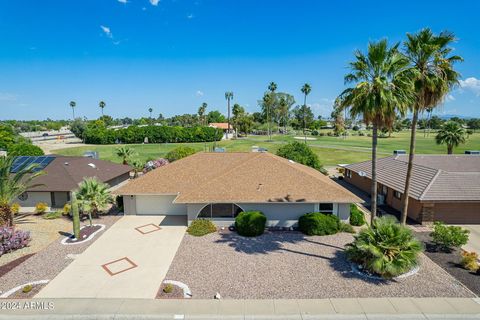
339, 222, 355, 233
298, 212, 340, 236
8, 143, 44, 156
235, 211, 266, 237
345, 215, 423, 279
62, 203, 71, 216
460, 251, 479, 272
187, 219, 217, 236
276, 141, 325, 173
163, 283, 173, 293
11, 203, 20, 215
22, 285, 33, 293
165, 146, 196, 162
349, 204, 365, 226
43, 211, 63, 220
430, 222, 470, 252
35, 202, 48, 214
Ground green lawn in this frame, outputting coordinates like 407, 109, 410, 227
54, 130, 480, 167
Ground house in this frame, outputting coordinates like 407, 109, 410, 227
14, 155, 131, 208
208, 122, 234, 140
343, 154, 480, 224
115, 152, 361, 226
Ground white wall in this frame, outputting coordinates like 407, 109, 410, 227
135, 195, 187, 215
16, 192, 51, 208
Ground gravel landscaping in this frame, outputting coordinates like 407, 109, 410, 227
165, 231, 475, 299
0, 215, 121, 297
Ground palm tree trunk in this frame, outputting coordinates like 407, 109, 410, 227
448, 145, 453, 154
370, 123, 378, 224
303, 95, 307, 144
400, 108, 418, 225
72, 108, 75, 120
227, 99, 231, 138
0, 204, 14, 227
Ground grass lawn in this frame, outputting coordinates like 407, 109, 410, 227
54, 130, 480, 167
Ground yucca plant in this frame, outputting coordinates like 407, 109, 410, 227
345, 215, 423, 279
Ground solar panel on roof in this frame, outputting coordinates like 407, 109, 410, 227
10, 156, 55, 173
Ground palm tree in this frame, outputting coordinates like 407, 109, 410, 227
337, 40, 414, 223
130, 159, 144, 178
198, 102, 207, 125
435, 121, 467, 154
0, 156, 45, 226
148, 107, 153, 119
69, 101, 76, 119
225, 92, 234, 137
99, 101, 106, 116
116, 146, 136, 165
400, 29, 462, 225
76, 177, 113, 225
267, 82, 277, 141
301, 83, 312, 143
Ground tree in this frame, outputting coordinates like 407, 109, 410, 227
232, 103, 245, 138
277, 93, 295, 133
116, 146, 136, 165
435, 121, 467, 154
331, 107, 345, 136
400, 29, 462, 225
8, 143, 44, 156
0, 156, 45, 226
76, 177, 113, 224
301, 83, 312, 143
292, 105, 314, 130
70, 101, 76, 119
337, 40, 414, 223
467, 118, 480, 133
148, 107, 153, 119
276, 141, 325, 173
71, 191, 80, 239
237, 113, 254, 136
99, 101, 106, 116
225, 92, 234, 136
70, 118, 87, 141
130, 159, 144, 179
198, 102, 207, 125
206, 110, 226, 124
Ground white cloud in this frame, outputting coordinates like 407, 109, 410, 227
117, 0, 128, 3
100, 25, 113, 38
142, 7, 147, 11
445, 94, 456, 102
196, 90, 204, 97
459, 77, 480, 95
0, 92, 17, 101
187, 13, 194, 19
149, 0, 160, 6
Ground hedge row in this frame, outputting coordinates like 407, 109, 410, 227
84, 125, 224, 144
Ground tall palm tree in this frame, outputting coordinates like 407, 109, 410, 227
198, 102, 207, 125
148, 107, 153, 119
0, 156, 45, 226
400, 29, 462, 225
225, 92, 234, 137
76, 177, 113, 224
69, 101, 76, 119
435, 121, 467, 154
337, 40, 414, 223
116, 146, 136, 165
301, 83, 312, 143
99, 101, 106, 116
267, 82, 277, 141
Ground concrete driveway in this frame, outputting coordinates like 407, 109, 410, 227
460, 225, 480, 253
36, 215, 186, 299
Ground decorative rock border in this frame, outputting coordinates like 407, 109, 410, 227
60, 224, 106, 245
0, 280, 50, 298
350, 263, 420, 280
163, 280, 192, 298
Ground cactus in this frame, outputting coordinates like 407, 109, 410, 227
71, 192, 80, 240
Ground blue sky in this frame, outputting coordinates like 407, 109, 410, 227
1, 0, 479, 120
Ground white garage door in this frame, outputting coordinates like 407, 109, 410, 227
135, 195, 187, 215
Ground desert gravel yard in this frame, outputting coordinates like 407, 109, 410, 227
165, 231, 475, 299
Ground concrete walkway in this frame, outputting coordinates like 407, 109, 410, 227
0, 298, 479, 319
36, 215, 186, 299
460, 225, 480, 254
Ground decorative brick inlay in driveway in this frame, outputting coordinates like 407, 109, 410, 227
101, 257, 138, 276
135, 223, 162, 235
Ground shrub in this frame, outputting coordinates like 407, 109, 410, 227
345, 215, 422, 279
0, 226, 31, 257
43, 211, 63, 220
165, 146, 196, 162
11, 203, 20, 215
8, 143, 45, 156
460, 251, 479, 272
276, 141, 325, 173
235, 211, 266, 237
349, 204, 365, 226
339, 222, 355, 233
311, 130, 319, 136
298, 212, 340, 236
187, 219, 217, 236
163, 283, 173, 294
430, 222, 470, 252
35, 202, 48, 214
62, 203, 71, 216
22, 285, 32, 293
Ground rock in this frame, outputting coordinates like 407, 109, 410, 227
214, 292, 221, 300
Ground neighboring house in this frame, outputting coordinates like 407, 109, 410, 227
115, 152, 361, 227
344, 155, 480, 224
208, 122, 234, 140
14, 156, 131, 208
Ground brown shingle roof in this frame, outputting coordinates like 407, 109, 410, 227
115, 152, 361, 203
28, 156, 132, 192
345, 155, 480, 201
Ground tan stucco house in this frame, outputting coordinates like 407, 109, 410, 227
344, 154, 480, 224
115, 152, 361, 226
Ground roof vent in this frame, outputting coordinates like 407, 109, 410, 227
88, 163, 97, 169
256, 183, 263, 191
358, 171, 367, 177
64, 162, 69, 166
288, 160, 295, 164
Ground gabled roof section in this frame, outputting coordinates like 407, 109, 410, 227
115, 152, 362, 204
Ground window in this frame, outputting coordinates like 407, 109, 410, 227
345, 169, 352, 178
17, 192, 28, 201
198, 203, 243, 219
378, 184, 387, 196
319, 203, 334, 214
394, 191, 402, 199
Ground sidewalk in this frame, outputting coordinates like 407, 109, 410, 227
0, 297, 479, 319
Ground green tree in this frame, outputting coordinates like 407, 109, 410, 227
8, 143, 45, 156
99, 100, 106, 116
467, 118, 480, 133
277, 93, 295, 133
130, 159, 144, 178
0, 156, 45, 226
225, 92, 234, 136
301, 83, 312, 143
70, 101, 76, 119
292, 105, 314, 131
276, 141, 324, 173
337, 40, 414, 222
76, 177, 113, 225
115, 146, 136, 165
232, 103, 245, 138
206, 110, 226, 124
0, 125, 15, 150
400, 29, 462, 225
198, 102, 207, 125
435, 121, 467, 154
148, 107, 153, 119
165, 146, 196, 162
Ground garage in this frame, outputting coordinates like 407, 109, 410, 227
134, 195, 187, 215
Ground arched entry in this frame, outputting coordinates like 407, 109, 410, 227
197, 203, 244, 219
